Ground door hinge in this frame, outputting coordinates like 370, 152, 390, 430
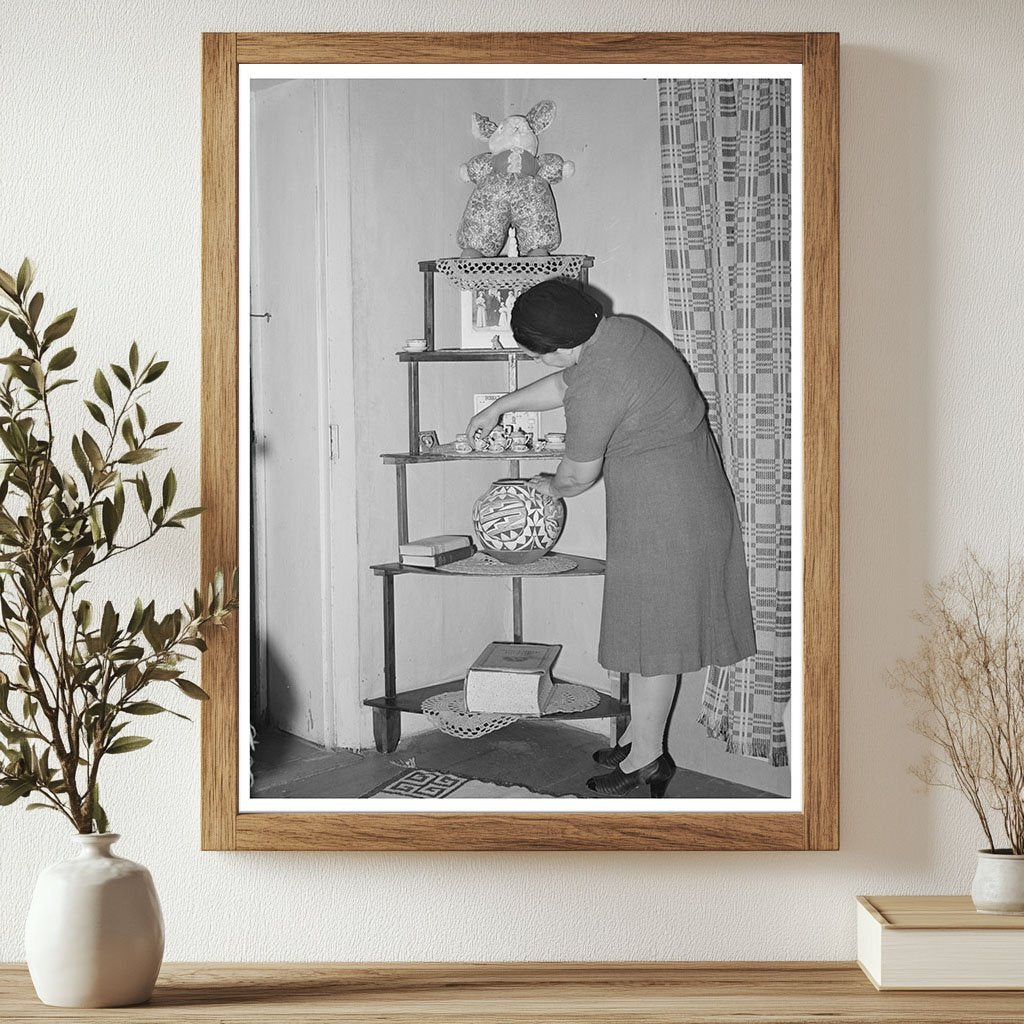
329, 423, 341, 462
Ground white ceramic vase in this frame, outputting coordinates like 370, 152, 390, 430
970, 850, 1024, 915
25, 833, 164, 1007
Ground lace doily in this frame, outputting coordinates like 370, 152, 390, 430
436, 552, 577, 576
421, 682, 601, 739
436, 255, 590, 291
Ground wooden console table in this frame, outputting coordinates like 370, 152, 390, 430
3, 962, 1023, 1022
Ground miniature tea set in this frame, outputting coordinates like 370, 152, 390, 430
454, 425, 565, 455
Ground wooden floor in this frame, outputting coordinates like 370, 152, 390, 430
251, 724, 779, 800
4, 962, 1024, 1022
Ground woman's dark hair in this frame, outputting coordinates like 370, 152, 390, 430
511, 278, 603, 354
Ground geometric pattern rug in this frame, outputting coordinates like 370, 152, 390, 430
362, 768, 576, 800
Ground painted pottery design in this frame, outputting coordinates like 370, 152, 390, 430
472, 478, 565, 564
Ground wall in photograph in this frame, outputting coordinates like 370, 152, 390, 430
4, 0, 1022, 968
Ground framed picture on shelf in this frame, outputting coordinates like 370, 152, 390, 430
460, 286, 521, 349
202, 31, 839, 852
473, 393, 539, 440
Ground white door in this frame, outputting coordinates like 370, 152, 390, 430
250, 79, 358, 748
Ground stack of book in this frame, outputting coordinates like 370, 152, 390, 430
399, 534, 474, 568
464, 641, 561, 716
857, 895, 1024, 989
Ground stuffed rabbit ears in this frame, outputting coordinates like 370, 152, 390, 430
471, 100, 557, 140
525, 99, 556, 134
471, 112, 500, 140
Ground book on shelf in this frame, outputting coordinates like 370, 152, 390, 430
856, 895, 1024, 990
400, 545, 474, 568
399, 534, 473, 557
464, 642, 560, 717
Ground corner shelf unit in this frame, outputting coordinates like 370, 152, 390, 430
364, 256, 629, 755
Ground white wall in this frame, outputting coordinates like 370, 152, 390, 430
1, 0, 1022, 963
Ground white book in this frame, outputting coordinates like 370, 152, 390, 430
464, 642, 559, 717
857, 895, 1024, 990
398, 534, 473, 557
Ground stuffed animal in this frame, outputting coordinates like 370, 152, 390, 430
456, 100, 575, 258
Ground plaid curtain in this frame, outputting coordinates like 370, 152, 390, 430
658, 79, 791, 766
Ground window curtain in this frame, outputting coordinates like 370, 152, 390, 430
658, 78, 791, 766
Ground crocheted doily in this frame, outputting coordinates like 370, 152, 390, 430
421, 683, 601, 739
436, 255, 589, 291
436, 552, 577, 576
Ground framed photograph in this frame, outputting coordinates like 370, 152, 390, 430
202, 32, 839, 851
461, 286, 521, 349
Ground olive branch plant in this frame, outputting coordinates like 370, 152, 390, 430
894, 551, 1024, 854
0, 259, 236, 834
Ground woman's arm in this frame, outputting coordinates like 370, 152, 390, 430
465, 370, 567, 438
531, 456, 603, 499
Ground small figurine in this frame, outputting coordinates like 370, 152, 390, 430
456, 100, 575, 258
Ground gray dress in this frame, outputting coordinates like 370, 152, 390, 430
562, 315, 756, 676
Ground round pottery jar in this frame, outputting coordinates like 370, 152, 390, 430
25, 833, 164, 1007
971, 850, 1024, 914
472, 478, 566, 564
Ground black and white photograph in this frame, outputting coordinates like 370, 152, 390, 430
243, 66, 800, 811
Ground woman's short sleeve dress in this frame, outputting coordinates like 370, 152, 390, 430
561, 315, 756, 676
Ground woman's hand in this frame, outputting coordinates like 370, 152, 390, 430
466, 402, 502, 442
528, 473, 557, 497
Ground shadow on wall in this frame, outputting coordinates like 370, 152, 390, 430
837, 47, 935, 868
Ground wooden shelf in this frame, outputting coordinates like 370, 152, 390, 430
381, 450, 560, 465
397, 348, 530, 362
371, 554, 606, 578
364, 678, 625, 720
3, 962, 1020, 1022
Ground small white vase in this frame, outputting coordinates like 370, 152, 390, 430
971, 849, 1024, 915
25, 833, 164, 1007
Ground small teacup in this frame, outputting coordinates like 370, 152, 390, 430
454, 433, 473, 454
404, 338, 427, 353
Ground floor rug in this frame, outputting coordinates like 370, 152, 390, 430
363, 768, 576, 799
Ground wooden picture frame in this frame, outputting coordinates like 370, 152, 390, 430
201, 32, 839, 851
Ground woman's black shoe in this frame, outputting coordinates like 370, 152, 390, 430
592, 742, 631, 768
586, 753, 676, 798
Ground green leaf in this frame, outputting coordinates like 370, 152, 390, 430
0, 779, 33, 805
169, 507, 202, 524
118, 448, 158, 465
93, 369, 113, 408
83, 400, 107, 427
42, 308, 76, 344
91, 785, 108, 834
0, 269, 18, 300
136, 404, 147, 432
47, 346, 76, 371
8, 317, 32, 345
129, 342, 139, 376
16, 258, 34, 298
101, 498, 117, 546
150, 421, 182, 438
100, 601, 117, 647
136, 473, 152, 513
71, 435, 92, 483
27, 292, 43, 329
105, 735, 152, 755
81, 431, 105, 472
121, 418, 137, 450
142, 360, 168, 384
124, 700, 181, 717
176, 679, 210, 701
110, 363, 131, 389
162, 468, 176, 508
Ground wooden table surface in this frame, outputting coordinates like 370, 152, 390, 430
3, 962, 1024, 1023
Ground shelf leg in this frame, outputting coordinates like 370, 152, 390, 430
407, 362, 420, 454
423, 268, 435, 350
512, 577, 523, 643
374, 574, 401, 754
615, 672, 630, 742
395, 464, 409, 546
